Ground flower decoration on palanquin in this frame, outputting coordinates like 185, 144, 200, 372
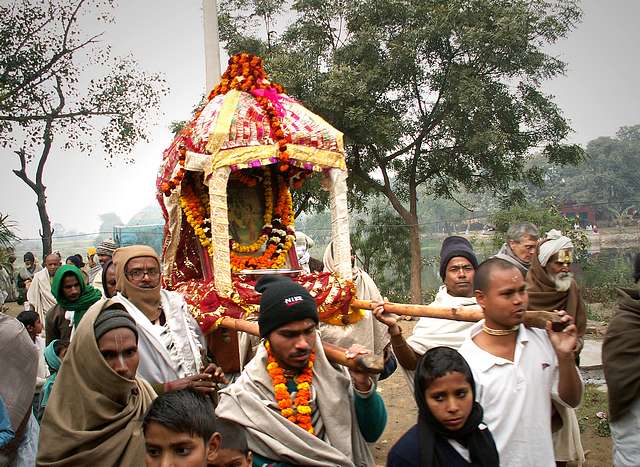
210, 53, 291, 172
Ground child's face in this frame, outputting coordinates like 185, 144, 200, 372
209, 448, 252, 467
145, 422, 219, 467
28, 319, 43, 338
424, 371, 473, 431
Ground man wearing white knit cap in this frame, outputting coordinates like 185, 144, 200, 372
525, 229, 586, 467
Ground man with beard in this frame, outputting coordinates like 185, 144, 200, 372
602, 253, 640, 467
216, 275, 386, 466
493, 222, 539, 276
27, 254, 61, 325
526, 229, 587, 353
112, 245, 225, 395
374, 236, 478, 390
459, 258, 583, 467
525, 229, 586, 467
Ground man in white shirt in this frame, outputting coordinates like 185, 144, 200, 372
459, 258, 583, 467
112, 245, 226, 395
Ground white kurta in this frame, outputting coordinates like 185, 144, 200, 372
115, 290, 205, 384
27, 268, 57, 324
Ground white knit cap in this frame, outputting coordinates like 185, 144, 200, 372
538, 229, 573, 267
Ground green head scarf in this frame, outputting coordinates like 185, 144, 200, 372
40, 339, 63, 411
51, 265, 102, 327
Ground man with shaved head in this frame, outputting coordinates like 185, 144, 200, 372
459, 258, 583, 467
27, 253, 60, 325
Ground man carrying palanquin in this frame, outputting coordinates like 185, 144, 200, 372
112, 245, 225, 395
526, 229, 586, 466
216, 275, 387, 467
27, 253, 61, 325
493, 222, 539, 276
459, 258, 583, 467
374, 236, 478, 390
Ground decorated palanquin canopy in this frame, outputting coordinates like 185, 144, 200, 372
156, 53, 359, 333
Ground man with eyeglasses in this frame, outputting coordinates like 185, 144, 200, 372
373, 236, 479, 390
493, 222, 540, 276
112, 245, 226, 396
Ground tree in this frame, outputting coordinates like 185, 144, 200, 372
0, 213, 19, 270
1, 0, 167, 255
554, 125, 640, 215
220, 0, 584, 302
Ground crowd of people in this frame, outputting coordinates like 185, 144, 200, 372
0, 225, 638, 467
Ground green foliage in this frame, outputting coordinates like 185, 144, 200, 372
0, 213, 19, 270
489, 199, 589, 258
581, 252, 635, 304
553, 125, 640, 213
219, 0, 585, 301
0, 213, 19, 249
350, 201, 411, 301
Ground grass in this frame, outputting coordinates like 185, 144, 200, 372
577, 385, 611, 438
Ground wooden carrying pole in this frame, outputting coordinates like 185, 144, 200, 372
216, 317, 385, 374
351, 299, 563, 330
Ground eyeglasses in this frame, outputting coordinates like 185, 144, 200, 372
126, 268, 160, 281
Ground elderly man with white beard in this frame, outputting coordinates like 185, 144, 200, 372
525, 229, 586, 467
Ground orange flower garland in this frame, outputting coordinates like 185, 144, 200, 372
177, 167, 295, 272
179, 181, 213, 256
208, 53, 291, 171
161, 144, 187, 196
229, 171, 296, 272
266, 341, 315, 434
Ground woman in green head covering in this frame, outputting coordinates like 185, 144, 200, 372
37, 339, 68, 422
46, 265, 102, 344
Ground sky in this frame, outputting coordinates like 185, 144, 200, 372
1, 0, 639, 239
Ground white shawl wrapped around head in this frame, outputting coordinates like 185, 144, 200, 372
538, 229, 573, 267
216, 334, 374, 467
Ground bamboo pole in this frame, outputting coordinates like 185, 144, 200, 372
351, 299, 564, 330
216, 317, 385, 374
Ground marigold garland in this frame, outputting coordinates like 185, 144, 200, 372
229, 169, 296, 272
178, 167, 296, 272
179, 179, 213, 256
266, 341, 315, 434
161, 144, 187, 196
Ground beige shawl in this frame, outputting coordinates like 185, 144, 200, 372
37, 299, 156, 466
216, 334, 374, 467
113, 245, 161, 320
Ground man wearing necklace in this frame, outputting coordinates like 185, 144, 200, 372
458, 258, 583, 467
113, 245, 225, 395
216, 275, 387, 467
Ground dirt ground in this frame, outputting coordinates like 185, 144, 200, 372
372, 320, 613, 466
